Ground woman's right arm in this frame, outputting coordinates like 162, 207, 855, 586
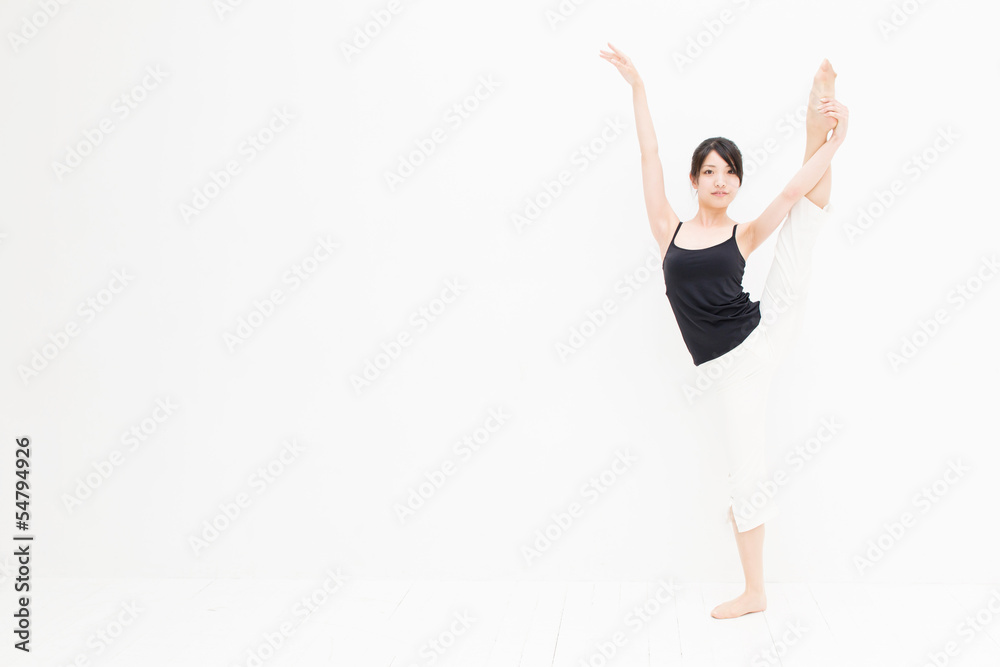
632, 81, 679, 250
600, 43, 678, 252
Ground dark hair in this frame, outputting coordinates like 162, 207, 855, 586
690, 137, 743, 188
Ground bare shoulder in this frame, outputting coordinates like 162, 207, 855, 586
656, 211, 683, 261
735, 220, 753, 261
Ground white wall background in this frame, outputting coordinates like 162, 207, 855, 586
1, 0, 997, 586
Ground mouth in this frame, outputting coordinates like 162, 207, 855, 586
712, 192, 727, 196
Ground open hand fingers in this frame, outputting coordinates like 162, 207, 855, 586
602, 42, 630, 65
600, 53, 631, 73
600, 52, 627, 63
600, 42, 640, 86
818, 97, 849, 138
818, 97, 847, 118
599, 52, 621, 67
606, 42, 626, 58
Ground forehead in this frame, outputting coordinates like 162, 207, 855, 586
701, 149, 729, 167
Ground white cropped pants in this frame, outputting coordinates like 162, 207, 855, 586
688, 196, 833, 533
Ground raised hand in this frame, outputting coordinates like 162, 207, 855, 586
819, 97, 849, 143
599, 42, 641, 88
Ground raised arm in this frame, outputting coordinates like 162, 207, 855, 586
745, 97, 849, 254
633, 83, 679, 247
600, 43, 679, 252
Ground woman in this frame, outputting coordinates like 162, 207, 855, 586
600, 43, 848, 619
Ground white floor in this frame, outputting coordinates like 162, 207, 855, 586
24, 578, 1000, 666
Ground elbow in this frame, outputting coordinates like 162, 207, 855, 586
781, 187, 802, 203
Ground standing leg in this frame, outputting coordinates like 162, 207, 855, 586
693, 340, 777, 619
710, 506, 767, 619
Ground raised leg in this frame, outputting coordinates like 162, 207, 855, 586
757, 196, 830, 363
804, 59, 837, 208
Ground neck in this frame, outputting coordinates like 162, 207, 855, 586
691, 204, 732, 228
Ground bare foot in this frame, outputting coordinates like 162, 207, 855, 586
710, 590, 767, 619
807, 58, 838, 138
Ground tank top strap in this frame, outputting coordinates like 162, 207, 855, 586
731, 223, 737, 239
669, 221, 683, 245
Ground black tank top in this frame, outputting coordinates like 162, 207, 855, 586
662, 220, 761, 366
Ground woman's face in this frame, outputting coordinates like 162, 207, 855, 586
692, 150, 740, 205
